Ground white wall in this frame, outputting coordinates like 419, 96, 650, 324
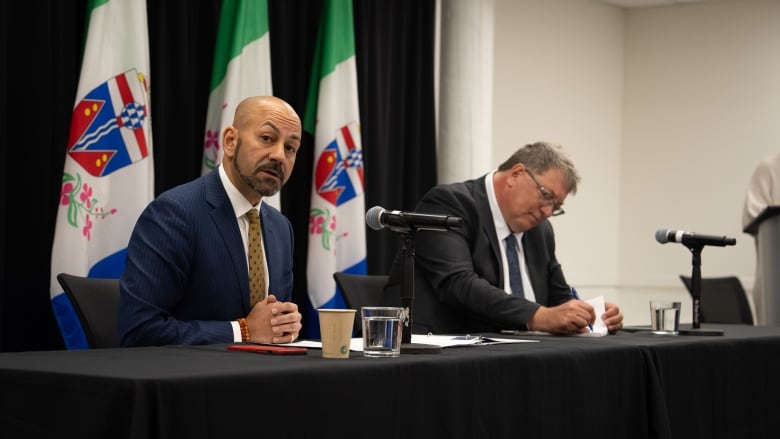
493, 0, 625, 311
492, 0, 780, 325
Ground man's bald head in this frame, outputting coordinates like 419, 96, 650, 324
233, 96, 301, 131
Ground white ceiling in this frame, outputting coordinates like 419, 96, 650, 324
597, 0, 717, 8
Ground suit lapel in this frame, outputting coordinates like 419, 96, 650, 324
521, 231, 547, 304
204, 170, 251, 310
471, 178, 504, 285
259, 203, 279, 294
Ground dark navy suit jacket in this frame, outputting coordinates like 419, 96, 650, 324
385, 175, 573, 334
118, 169, 294, 346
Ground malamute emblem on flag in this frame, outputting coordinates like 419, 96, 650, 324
67, 69, 150, 177
313, 122, 364, 207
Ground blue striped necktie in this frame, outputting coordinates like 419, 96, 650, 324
504, 234, 524, 297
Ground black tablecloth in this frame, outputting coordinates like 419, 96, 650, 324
1, 324, 779, 439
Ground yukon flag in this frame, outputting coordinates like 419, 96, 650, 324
50, 0, 154, 349
305, 0, 366, 338
201, 0, 278, 208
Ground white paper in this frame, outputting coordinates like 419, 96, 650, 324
580, 295, 609, 337
284, 334, 538, 351
348, 335, 538, 351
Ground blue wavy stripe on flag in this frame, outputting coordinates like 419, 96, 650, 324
306, 259, 366, 339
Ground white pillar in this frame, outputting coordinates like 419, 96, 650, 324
436, 0, 495, 184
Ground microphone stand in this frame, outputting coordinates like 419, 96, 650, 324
398, 231, 441, 354
678, 244, 723, 336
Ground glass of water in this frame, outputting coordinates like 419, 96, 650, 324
361, 306, 402, 357
650, 300, 681, 335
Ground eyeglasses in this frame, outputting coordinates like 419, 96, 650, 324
526, 170, 565, 216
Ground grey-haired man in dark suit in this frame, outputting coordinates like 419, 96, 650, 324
385, 142, 623, 335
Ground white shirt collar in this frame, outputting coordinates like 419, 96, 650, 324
219, 164, 256, 218
485, 171, 522, 241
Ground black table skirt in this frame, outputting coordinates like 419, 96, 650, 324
1, 324, 779, 439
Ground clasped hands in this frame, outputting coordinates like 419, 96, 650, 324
528, 299, 623, 335
245, 294, 302, 343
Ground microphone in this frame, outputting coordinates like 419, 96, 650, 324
365, 206, 464, 232
655, 228, 736, 247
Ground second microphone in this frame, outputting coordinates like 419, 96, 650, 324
365, 206, 464, 232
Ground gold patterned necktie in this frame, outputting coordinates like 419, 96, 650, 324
246, 209, 266, 306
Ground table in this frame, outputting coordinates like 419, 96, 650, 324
1, 324, 779, 439
616, 324, 780, 438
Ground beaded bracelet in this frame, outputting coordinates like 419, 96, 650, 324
237, 318, 250, 342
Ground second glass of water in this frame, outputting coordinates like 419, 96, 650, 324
650, 300, 681, 335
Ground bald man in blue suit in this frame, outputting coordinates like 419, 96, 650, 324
119, 96, 303, 346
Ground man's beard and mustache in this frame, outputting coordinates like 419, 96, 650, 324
233, 138, 286, 197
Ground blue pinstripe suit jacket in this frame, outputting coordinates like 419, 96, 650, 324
118, 169, 294, 346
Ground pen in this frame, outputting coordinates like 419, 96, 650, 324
571, 287, 593, 332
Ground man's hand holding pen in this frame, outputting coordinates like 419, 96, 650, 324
526, 300, 596, 335
570, 287, 594, 332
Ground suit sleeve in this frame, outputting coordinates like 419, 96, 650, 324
118, 195, 235, 346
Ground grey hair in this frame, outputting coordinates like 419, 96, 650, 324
497, 141, 581, 195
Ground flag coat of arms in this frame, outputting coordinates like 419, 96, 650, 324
305, 0, 367, 338
201, 0, 278, 208
50, 0, 154, 349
